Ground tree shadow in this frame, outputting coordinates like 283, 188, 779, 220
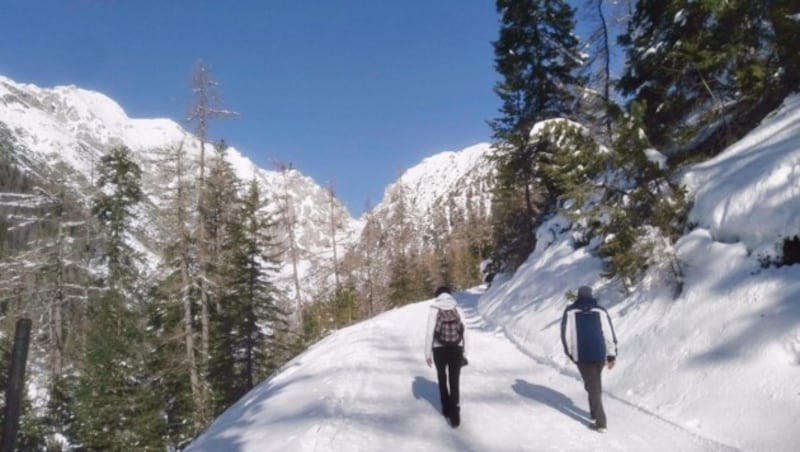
412, 376, 441, 413
512, 379, 589, 425
690, 282, 800, 365
185, 371, 314, 451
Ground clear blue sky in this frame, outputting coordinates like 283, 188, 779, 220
0, 0, 502, 216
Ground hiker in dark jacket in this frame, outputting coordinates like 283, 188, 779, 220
425, 286, 466, 427
560, 286, 617, 433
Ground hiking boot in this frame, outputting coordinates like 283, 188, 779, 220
450, 414, 460, 428
450, 405, 460, 428
589, 423, 607, 433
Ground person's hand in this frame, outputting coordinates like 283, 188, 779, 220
606, 359, 616, 370
426, 357, 433, 368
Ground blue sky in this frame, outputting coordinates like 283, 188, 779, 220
1, 0, 501, 216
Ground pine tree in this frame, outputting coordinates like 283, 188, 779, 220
489, 0, 585, 269
90, 147, 143, 284
75, 146, 162, 449
593, 102, 687, 287
533, 119, 605, 207
209, 179, 283, 413
200, 140, 241, 335
618, 0, 798, 157
384, 184, 429, 306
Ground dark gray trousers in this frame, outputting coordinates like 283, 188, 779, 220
577, 361, 606, 428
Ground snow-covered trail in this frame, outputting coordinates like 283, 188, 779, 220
187, 289, 740, 452
452, 290, 738, 452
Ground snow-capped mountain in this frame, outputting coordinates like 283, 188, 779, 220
0, 73, 501, 450
383, 143, 494, 219
367, 142, 494, 249
0, 74, 360, 302
0, 74, 497, 306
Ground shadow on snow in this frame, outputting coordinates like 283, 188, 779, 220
512, 379, 590, 426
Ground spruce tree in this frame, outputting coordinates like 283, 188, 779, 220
90, 147, 143, 284
489, 0, 585, 270
76, 146, 161, 449
594, 103, 687, 286
533, 120, 605, 207
618, 0, 798, 157
209, 179, 283, 413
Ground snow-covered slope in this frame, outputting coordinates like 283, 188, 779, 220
477, 93, 800, 452
361, 142, 494, 261
389, 143, 494, 218
187, 95, 800, 452
187, 289, 737, 452
0, 74, 360, 301
375, 142, 493, 220
681, 94, 800, 259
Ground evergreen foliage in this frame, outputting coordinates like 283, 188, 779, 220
90, 146, 143, 285
489, 185, 537, 271
488, 0, 586, 270
2, 4, 797, 449
618, 0, 800, 158
44, 375, 79, 451
209, 179, 284, 414
146, 141, 209, 438
531, 120, 605, 208
388, 251, 432, 307
75, 145, 163, 449
74, 290, 160, 450
143, 284, 196, 448
590, 103, 687, 285
301, 283, 360, 343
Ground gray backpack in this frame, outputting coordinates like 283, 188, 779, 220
435, 309, 464, 346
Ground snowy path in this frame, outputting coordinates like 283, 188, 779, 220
450, 291, 738, 452
187, 290, 741, 452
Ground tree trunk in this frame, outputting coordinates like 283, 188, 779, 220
281, 168, 303, 329
328, 184, 340, 290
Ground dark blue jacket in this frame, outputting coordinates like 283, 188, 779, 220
561, 296, 617, 363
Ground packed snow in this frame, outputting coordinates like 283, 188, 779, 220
186, 97, 800, 451
187, 289, 739, 452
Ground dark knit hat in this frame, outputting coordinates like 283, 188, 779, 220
434, 286, 451, 297
577, 286, 593, 299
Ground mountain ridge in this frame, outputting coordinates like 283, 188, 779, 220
0, 73, 495, 303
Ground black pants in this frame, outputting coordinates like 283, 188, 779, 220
577, 361, 606, 428
433, 346, 463, 420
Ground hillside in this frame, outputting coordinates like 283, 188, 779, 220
187, 94, 800, 451
0, 74, 360, 302
0, 74, 497, 305
0, 73, 499, 449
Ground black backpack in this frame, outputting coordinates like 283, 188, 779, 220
434, 309, 464, 346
